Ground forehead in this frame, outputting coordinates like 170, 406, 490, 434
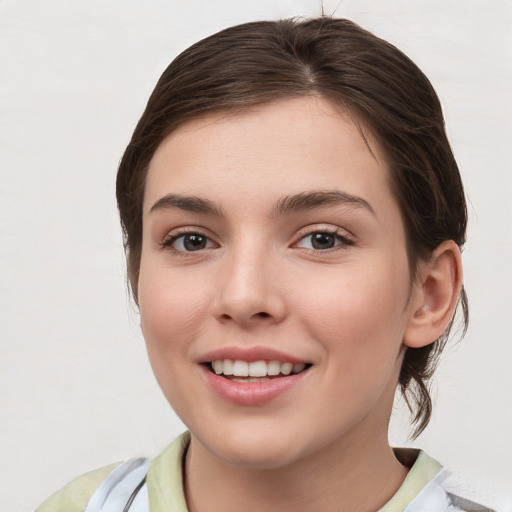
144, 97, 392, 214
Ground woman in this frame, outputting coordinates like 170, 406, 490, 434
37, 16, 493, 512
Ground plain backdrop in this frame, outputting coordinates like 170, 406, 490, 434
1, 1, 511, 510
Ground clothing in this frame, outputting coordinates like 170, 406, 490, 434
36, 431, 495, 512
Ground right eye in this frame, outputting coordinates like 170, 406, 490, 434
164, 232, 215, 252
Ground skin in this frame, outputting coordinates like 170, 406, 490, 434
137, 97, 462, 512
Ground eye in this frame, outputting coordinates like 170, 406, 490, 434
163, 232, 215, 252
295, 231, 354, 251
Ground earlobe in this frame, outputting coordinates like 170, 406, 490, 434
404, 240, 463, 348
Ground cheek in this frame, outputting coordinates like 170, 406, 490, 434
137, 266, 212, 414
138, 266, 210, 359
294, 260, 411, 360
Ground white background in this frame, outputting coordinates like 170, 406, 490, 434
1, 1, 511, 510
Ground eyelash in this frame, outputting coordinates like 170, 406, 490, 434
294, 228, 355, 252
160, 227, 355, 254
160, 228, 215, 255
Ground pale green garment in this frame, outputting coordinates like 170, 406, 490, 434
146, 431, 190, 512
380, 449, 443, 511
36, 431, 443, 512
35, 462, 120, 512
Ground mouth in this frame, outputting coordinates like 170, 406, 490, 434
205, 359, 312, 382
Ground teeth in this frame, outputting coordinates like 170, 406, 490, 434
213, 360, 223, 374
210, 359, 308, 378
267, 360, 281, 375
232, 360, 249, 377
223, 359, 234, 375
281, 362, 293, 375
249, 360, 267, 377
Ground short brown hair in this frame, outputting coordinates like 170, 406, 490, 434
116, 17, 468, 438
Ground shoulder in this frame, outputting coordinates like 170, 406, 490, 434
437, 473, 498, 512
35, 463, 121, 512
412, 473, 498, 512
34, 432, 190, 512
388, 449, 497, 512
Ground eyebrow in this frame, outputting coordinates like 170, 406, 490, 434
149, 190, 374, 218
149, 193, 224, 216
272, 190, 375, 217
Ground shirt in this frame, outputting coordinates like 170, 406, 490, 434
36, 431, 495, 512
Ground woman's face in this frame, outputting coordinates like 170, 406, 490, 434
138, 97, 419, 469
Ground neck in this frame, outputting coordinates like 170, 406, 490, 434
184, 424, 408, 512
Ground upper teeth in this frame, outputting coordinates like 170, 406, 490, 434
211, 360, 306, 377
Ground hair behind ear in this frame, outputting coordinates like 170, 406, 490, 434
400, 241, 467, 437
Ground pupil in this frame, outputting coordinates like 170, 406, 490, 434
184, 234, 206, 251
312, 233, 335, 250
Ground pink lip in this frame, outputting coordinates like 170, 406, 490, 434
200, 364, 311, 406
199, 346, 307, 364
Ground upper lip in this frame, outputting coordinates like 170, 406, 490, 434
199, 346, 309, 365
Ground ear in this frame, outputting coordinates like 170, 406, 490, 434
404, 240, 463, 348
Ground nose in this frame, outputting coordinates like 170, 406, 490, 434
210, 248, 287, 327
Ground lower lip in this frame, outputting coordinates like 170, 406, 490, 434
201, 365, 310, 405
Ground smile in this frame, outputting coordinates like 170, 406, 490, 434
209, 359, 308, 380
201, 357, 312, 405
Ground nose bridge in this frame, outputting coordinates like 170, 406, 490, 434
212, 235, 285, 324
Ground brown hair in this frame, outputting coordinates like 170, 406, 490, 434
116, 16, 468, 438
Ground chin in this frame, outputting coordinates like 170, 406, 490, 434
191, 422, 322, 471
213, 442, 302, 470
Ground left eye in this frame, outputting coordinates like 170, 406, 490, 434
169, 233, 215, 252
296, 232, 352, 251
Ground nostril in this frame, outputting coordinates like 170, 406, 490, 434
256, 312, 270, 318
